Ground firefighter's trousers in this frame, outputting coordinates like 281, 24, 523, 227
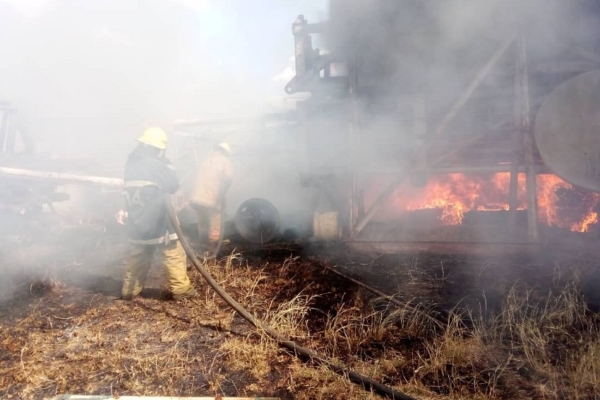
121, 240, 193, 297
195, 205, 222, 243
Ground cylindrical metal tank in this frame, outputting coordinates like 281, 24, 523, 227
534, 69, 600, 191
234, 198, 280, 244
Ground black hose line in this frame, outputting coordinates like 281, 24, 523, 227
167, 200, 417, 400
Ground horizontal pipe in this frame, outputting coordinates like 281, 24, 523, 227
0, 167, 123, 187
417, 165, 550, 174
354, 164, 551, 175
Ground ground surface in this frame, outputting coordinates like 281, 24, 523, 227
1, 220, 600, 399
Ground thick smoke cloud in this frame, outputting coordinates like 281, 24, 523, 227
0, 0, 326, 299
0, 0, 322, 162
308, 0, 600, 230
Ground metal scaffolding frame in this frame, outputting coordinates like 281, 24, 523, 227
285, 12, 600, 244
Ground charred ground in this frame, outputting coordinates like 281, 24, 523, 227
1, 222, 600, 399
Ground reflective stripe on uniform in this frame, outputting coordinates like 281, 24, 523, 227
129, 233, 178, 245
124, 180, 159, 188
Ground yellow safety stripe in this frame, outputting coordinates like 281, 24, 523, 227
124, 180, 158, 188
129, 233, 178, 245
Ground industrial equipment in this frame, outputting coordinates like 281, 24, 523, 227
534, 70, 600, 191
234, 198, 280, 244
0, 104, 71, 217
282, 0, 600, 246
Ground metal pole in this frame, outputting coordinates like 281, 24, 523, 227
348, 56, 359, 237
517, 36, 539, 242
0, 167, 124, 187
508, 40, 521, 231
292, 15, 308, 77
296, 102, 310, 179
0, 109, 9, 154
5, 110, 17, 154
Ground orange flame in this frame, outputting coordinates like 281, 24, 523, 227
573, 212, 598, 233
381, 173, 600, 232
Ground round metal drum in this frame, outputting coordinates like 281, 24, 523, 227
234, 198, 280, 244
534, 69, 600, 191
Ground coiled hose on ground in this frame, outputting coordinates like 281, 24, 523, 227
166, 200, 417, 400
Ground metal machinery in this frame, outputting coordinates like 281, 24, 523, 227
171, 115, 299, 243
0, 103, 125, 229
0, 103, 71, 218
283, 0, 600, 246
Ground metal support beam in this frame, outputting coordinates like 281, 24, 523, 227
0, 109, 11, 154
351, 175, 403, 238
516, 36, 539, 242
293, 15, 310, 77
418, 34, 517, 164
352, 35, 517, 238
509, 40, 522, 231
296, 102, 311, 178
417, 165, 543, 174
348, 56, 359, 235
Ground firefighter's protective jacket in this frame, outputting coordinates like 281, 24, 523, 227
190, 151, 233, 210
123, 149, 180, 245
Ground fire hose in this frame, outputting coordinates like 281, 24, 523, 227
166, 200, 417, 400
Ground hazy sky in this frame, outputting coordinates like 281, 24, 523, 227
0, 0, 326, 159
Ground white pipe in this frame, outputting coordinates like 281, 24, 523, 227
0, 167, 124, 187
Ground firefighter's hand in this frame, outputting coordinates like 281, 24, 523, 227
116, 210, 128, 225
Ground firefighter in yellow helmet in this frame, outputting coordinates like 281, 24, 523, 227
121, 127, 196, 301
190, 142, 233, 250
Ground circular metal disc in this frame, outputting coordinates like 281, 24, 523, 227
234, 198, 280, 244
535, 69, 600, 191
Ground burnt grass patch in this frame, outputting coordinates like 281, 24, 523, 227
1, 239, 600, 399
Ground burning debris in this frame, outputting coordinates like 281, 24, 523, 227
373, 172, 600, 232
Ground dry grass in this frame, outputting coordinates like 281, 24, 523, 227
215, 254, 600, 400
2, 246, 600, 399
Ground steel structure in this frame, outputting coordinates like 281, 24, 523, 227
284, 0, 600, 243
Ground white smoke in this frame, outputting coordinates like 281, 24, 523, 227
0, 0, 49, 18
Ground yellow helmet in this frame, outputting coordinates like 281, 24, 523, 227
137, 127, 168, 150
217, 142, 231, 155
